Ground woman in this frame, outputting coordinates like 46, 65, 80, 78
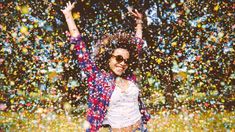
61, 2, 150, 132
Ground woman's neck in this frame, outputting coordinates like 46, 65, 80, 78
115, 77, 130, 92
116, 76, 125, 82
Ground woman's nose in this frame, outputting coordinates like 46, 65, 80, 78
119, 60, 127, 66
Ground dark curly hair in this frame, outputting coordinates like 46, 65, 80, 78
94, 32, 139, 78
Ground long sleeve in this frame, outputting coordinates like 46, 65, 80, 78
138, 96, 151, 124
70, 35, 110, 131
70, 35, 99, 75
131, 37, 145, 56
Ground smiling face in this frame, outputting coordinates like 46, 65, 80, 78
108, 48, 130, 76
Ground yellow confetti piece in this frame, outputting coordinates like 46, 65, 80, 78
10, 99, 14, 104
171, 42, 177, 47
48, 72, 57, 80
178, 71, 187, 79
182, 42, 186, 49
211, 85, 216, 89
197, 23, 201, 28
22, 47, 28, 54
218, 32, 224, 38
73, 12, 80, 20
13, 71, 17, 75
99, 47, 105, 54
16, 5, 21, 10
10, 81, 15, 86
209, 67, 213, 71
64, 57, 69, 63
20, 26, 28, 34
63, 102, 72, 111
36, 108, 44, 114
58, 42, 64, 47
214, 4, 219, 11
156, 58, 162, 64
1, 25, 7, 31
21, 5, 29, 14
146, 71, 151, 77
34, 23, 38, 28
210, 35, 216, 42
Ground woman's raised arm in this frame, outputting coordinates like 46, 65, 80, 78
61, 1, 80, 37
61, 2, 99, 76
128, 8, 143, 39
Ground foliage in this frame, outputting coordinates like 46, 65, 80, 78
0, 0, 234, 114
0, 110, 234, 131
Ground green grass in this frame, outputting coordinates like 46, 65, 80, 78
147, 110, 234, 132
0, 109, 234, 132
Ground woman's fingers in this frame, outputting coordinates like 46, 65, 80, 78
128, 8, 142, 19
133, 9, 142, 20
134, 9, 140, 16
61, 1, 76, 14
127, 6, 136, 16
127, 6, 143, 20
129, 10, 137, 17
71, 2, 75, 8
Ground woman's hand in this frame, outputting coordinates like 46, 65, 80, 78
127, 7, 143, 22
128, 7, 143, 38
61, 1, 80, 37
61, 1, 76, 15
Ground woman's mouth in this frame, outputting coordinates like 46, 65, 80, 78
116, 67, 124, 71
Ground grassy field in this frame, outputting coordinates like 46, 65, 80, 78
0, 109, 234, 132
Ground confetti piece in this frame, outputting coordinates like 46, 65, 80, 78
22, 47, 28, 54
21, 5, 30, 14
214, 4, 219, 11
73, 12, 80, 20
20, 26, 28, 34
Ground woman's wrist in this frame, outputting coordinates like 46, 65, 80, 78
136, 19, 143, 25
63, 11, 72, 17
135, 23, 143, 30
64, 13, 74, 21
135, 26, 143, 30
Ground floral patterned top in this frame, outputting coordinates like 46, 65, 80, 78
70, 35, 150, 132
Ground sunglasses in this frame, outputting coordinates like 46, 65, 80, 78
112, 55, 131, 64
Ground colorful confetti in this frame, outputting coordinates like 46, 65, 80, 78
0, 0, 234, 131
